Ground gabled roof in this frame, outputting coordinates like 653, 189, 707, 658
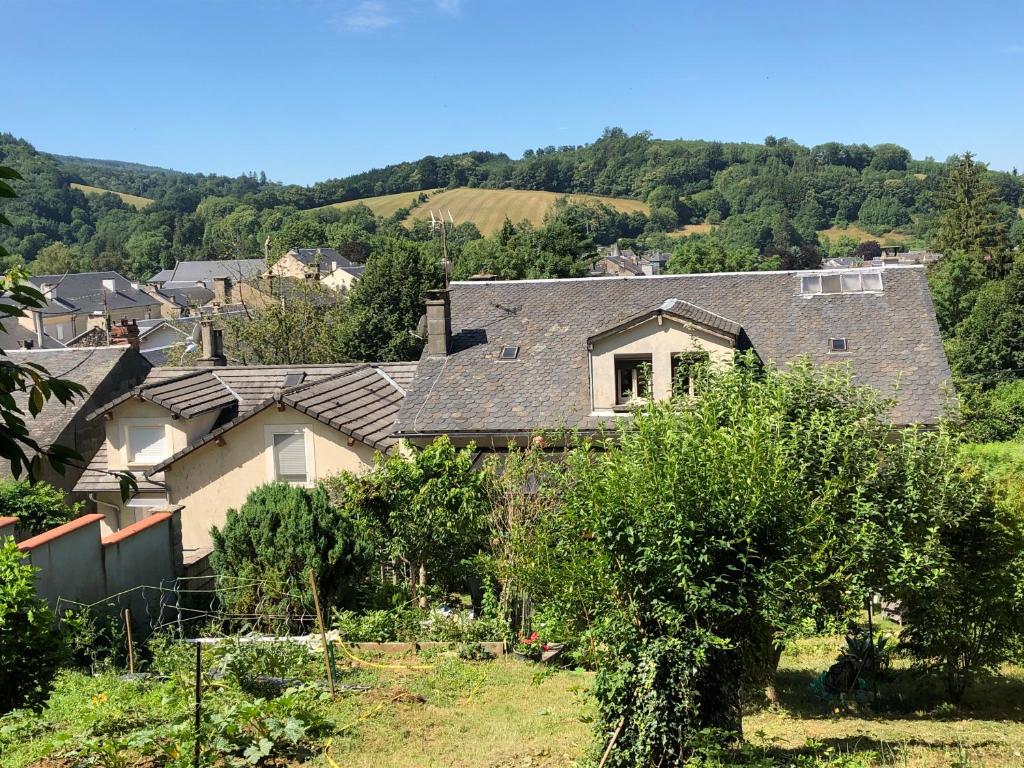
5, 347, 150, 453
396, 267, 953, 436
144, 363, 414, 474
161, 259, 268, 289
27, 272, 162, 316
0, 321, 64, 350
156, 284, 216, 307
589, 298, 744, 343
287, 248, 356, 273
147, 268, 174, 285
89, 369, 237, 420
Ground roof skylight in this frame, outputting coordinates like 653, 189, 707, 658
801, 271, 883, 296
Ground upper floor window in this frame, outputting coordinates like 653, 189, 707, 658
671, 351, 710, 397
268, 427, 310, 485
126, 424, 170, 466
615, 355, 652, 405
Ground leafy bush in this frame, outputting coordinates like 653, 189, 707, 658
0, 479, 81, 535
959, 380, 1024, 442
332, 606, 423, 642
60, 607, 126, 672
0, 538, 65, 712
893, 452, 1024, 703
210, 482, 374, 632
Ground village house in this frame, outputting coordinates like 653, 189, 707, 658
21, 272, 166, 342
265, 247, 365, 292
74, 322, 415, 566
1, 346, 152, 495
395, 266, 952, 451
146, 258, 270, 314
591, 244, 672, 277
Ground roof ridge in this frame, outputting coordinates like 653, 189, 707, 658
661, 298, 742, 329
373, 366, 407, 397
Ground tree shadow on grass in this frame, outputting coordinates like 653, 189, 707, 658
770, 667, 1024, 723
759, 736, 1004, 766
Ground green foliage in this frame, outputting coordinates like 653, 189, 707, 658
539, 361, 896, 761
933, 152, 1009, 258
957, 381, 1024, 442
667, 234, 771, 274
0, 479, 81, 535
210, 482, 375, 630
892, 446, 1024, 702
325, 436, 486, 602
0, 539, 64, 713
857, 195, 911, 234
326, 237, 440, 361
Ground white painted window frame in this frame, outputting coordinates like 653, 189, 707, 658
264, 424, 315, 487
122, 418, 173, 468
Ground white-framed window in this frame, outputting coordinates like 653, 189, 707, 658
614, 355, 652, 405
265, 425, 314, 486
124, 420, 171, 466
801, 271, 884, 296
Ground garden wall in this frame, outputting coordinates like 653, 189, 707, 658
12, 506, 185, 628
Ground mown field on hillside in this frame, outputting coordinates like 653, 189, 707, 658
329, 187, 649, 234
69, 182, 153, 210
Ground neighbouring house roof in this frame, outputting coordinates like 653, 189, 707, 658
74, 361, 418, 491
0, 321, 64, 350
395, 266, 953, 437
158, 259, 268, 289
147, 269, 174, 285
5, 347, 151, 456
589, 298, 745, 343
156, 284, 216, 308
27, 272, 162, 317
282, 248, 366, 279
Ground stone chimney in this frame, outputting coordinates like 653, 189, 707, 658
110, 319, 141, 352
213, 276, 231, 304
425, 288, 451, 356
197, 319, 226, 367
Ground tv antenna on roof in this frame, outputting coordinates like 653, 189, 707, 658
429, 209, 456, 288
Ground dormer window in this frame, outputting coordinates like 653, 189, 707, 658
615, 355, 652, 405
671, 351, 710, 397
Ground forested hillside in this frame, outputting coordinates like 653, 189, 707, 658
2, 129, 1023, 282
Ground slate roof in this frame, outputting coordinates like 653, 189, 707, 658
27, 272, 162, 317
159, 259, 268, 289
5, 347, 147, 453
0, 321, 64, 350
75, 361, 417, 489
143, 363, 415, 473
395, 266, 953, 436
589, 299, 744, 342
156, 284, 216, 307
147, 269, 174, 285
74, 443, 168, 494
90, 369, 238, 420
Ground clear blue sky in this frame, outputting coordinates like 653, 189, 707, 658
6, 0, 1024, 185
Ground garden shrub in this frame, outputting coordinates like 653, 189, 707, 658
210, 482, 374, 631
0, 479, 81, 535
0, 538, 65, 712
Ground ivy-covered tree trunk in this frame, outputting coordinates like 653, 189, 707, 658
694, 647, 743, 737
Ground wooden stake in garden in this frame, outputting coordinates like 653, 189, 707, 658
123, 608, 135, 674
193, 641, 202, 768
309, 569, 336, 697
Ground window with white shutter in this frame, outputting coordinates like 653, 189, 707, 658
272, 431, 308, 484
126, 425, 169, 465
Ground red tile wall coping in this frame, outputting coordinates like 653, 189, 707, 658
0, 516, 19, 528
102, 511, 173, 546
17, 513, 105, 551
